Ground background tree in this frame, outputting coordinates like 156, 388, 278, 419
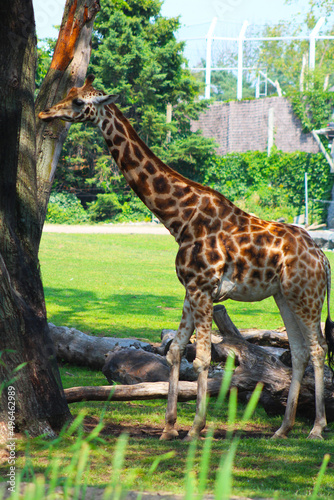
52, 0, 216, 222
0, 0, 100, 439
258, 0, 334, 93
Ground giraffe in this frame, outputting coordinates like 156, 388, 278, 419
39, 75, 334, 440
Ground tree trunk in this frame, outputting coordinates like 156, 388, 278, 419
35, 0, 100, 236
0, 0, 99, 439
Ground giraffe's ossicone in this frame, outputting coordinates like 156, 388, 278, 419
39, 75, 334, 441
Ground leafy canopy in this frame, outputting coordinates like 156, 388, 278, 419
52, 0, 216, 210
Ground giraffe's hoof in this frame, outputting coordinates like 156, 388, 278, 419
182, 433, 195, 443
307, 431, 323, 440
271, 430, 288, 439
160, 429, 179, 441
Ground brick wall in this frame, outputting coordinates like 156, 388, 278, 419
191, 96, 319, 155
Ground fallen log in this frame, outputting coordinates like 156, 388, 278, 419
239, 328, 289, 349
63, 305, 334, 422
50, 321, 292, 372
49, 323, 152, 369
64, 379, 222, 403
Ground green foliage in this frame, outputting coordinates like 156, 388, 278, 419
193, 60, 255, 101
289, 75, 334, 133
46, 192, 89, 224
35, 40, 52, 93
153, 132, 218, 183
89, 0, 200, 135
49, 0, 213, 204
87, 193, 122, 222
258, 1, 334, 92
204, 150, 334, 223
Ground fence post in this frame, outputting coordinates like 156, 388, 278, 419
205, 17, 218, 99
305, 172, 309, 226
237, 21, 249, 101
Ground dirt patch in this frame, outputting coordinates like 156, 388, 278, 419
83, 416, 274, 441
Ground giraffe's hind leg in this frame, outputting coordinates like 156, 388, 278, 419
273, 292, 310, 438
303, 325, 327, 439
160, 295, 194, 441
274, 292, 327, 439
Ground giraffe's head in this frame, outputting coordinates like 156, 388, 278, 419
38, 74, 116, 123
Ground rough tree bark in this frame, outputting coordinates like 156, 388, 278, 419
0, 0, 100, 439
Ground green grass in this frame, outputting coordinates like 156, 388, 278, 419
39, 232, 307, 341
8, 232, 334, 499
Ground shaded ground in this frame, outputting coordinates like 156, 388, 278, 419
83, 415, 274, 441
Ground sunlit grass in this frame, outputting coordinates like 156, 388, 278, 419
31, 232, 334, 499
39, 233, 334, 340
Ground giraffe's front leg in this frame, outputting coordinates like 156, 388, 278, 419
160, 296, 194, 441
184, 290, 213, 441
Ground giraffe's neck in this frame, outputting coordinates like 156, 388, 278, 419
96, 104, 204, 240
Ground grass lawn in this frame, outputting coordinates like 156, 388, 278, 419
8, 232, 334, 498
39, 232, 296, 340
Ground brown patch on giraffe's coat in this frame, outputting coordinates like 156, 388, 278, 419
233, 258, 248, 281
236, 234, 251, 246
169, 220, 183, 235
145, 161, 157, 175
173, 185, 191, 198
265, 269, 275, 282
182, 208, 195, 221
121, 143, 139, 171
180, 193, 198, 207
134, 145, 144, 161
241, 246, 266, 268
115, 120, 126, 136
189, 241, 206, 271
253, 232, 274, 247
154, 197, 177, 211
207, 250, 221, 265
153, 175, 171, 194
101, 119, 109, 131
209, 218, 222, 233
113, 134, 126, 146
200, 196, 218, 218
137, 172, 153, 198
111, 149, 119, 162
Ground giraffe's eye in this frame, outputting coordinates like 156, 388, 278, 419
73, 98, 84, 107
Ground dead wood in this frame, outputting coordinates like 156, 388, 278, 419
55, 305, 334, 421
64, 379, 222, 403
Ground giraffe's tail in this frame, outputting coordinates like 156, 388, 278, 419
325, 259, 334, 372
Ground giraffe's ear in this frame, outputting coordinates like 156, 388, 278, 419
93, 94, 118, 106
84, 74, 95, 86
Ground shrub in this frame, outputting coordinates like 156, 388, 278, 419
87, 193, 123, 222
204, 150, 334, 223
46, 192, 89, 224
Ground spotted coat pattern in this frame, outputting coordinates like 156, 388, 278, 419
39, 75, 334, 441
